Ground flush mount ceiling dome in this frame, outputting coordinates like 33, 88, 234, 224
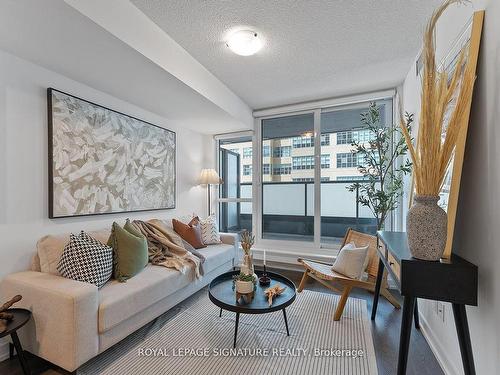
226, 30, 262, 56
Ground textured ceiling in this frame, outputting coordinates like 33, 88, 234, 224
131, 0, 443, 109
0, 0, 249, 134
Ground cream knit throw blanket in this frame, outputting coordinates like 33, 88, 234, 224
132, 219, 202, 279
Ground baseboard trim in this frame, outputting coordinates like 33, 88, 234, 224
419, 313, 461, 375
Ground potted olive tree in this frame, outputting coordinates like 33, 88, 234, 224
347, 102, 413, 230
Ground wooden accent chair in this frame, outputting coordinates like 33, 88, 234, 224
297, 228, 400, 321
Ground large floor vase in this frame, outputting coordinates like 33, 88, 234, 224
406, 195, 447, 261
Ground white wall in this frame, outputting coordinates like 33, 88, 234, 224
0, 48, 214, 281
401, 1, 500, 374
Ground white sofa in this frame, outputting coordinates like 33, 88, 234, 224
0, 228, 238, 373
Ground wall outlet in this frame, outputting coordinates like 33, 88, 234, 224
436, 301, 445, 323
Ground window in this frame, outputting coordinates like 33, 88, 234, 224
262, 113, 314, 242
273, 146, 291, 157
321, 134, 330, 146
243, 147, 252, 158
292, 136, 314, 148
293, 177, 314, 182
263, 164, 270, 175
218, 135, 253, 234
292, 155, 314, 170
243, 165, 252, 176
292, 134, 330, 148
336, 175, 368, 181
291, 155, 329, 170
336, 129, 374, 145
257, 98, 392, 246
293, 177, 330, 182
262, 145, 270, 157
272, 163, 291, 175
320, 154, 330, 169
336, 152, 359, 168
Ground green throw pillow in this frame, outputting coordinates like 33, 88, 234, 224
108, 220, 149, 282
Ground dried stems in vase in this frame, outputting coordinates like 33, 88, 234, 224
399, 0, 476, 196
240, 230, 255, 255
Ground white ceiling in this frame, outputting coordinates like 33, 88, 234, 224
131, 0, 443, 110
0, 0, 252, 134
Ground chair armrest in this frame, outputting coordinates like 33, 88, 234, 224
0, 271, 99, 372
298, 257, 334, 266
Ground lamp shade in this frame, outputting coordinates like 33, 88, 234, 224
199, 169, 221, 185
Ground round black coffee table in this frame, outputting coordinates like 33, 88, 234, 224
208, 270, 296, 347
0, 308, 31, 375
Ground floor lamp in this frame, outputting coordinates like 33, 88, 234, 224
199, 169, 222, 216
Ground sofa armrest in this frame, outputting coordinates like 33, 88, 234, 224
220, 232, 238, 246
219, 233, 239, 266
0, 271, 99, 372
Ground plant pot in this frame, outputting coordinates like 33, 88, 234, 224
235, 280, 254, 294
406, 195, 447, 261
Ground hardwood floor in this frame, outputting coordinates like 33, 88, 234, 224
0, 267, 444, 375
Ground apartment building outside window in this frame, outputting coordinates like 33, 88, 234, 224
336, 152, 359, 168
336, 175, 368, 181
263, 164, 270, 175
292, 155, 314, 170
336, 129, 374, 145
243, 165, 252, 176
292, 136, 314, 148
273, 146, 291, 157
272, 163, 292, 175
293, 177, 330, 182
263, 145, 270, 157
243, 147, 252, 158
321, 134, 330, 146
321, 154, 330, 168
219, 96, 393, 248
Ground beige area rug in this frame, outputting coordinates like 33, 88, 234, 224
78, 289, 378, 375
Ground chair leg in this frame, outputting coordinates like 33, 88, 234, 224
381, 288, 401, 309
334, 286, 352, 321
297, 270, 309, 292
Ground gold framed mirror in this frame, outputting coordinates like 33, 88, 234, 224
408, 10, 484, 259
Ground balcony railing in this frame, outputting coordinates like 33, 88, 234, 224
219, 180, 378, 245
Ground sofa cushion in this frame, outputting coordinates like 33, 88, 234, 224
108, 221, 149, 282
97, 243, 235, 333
38, 229, 111, 275
172, 217, 206, 249
196, 243, 234, 274
98, 264, 190, 332
57, 232, 113, 288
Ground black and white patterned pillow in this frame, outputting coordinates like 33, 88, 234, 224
57, 231, 113, 288
200, 215, 222, 245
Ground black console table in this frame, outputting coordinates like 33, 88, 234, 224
371, 231, 478, 375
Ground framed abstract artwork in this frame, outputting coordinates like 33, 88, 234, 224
48, 88, 176, 218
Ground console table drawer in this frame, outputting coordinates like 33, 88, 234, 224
387, 252, 400, 281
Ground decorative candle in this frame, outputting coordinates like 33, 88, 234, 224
263, 249, 266, 266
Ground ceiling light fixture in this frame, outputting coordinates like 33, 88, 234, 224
226, 30, 262, 56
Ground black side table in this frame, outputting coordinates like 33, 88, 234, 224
1, 308, 31, 375
372, 231, 478, 375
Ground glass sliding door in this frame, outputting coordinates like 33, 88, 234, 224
261, 113, 315, 242
320, 99, 392, 246
218, 135, 253, 233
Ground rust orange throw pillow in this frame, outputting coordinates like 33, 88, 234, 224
172, 217, 206, 249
